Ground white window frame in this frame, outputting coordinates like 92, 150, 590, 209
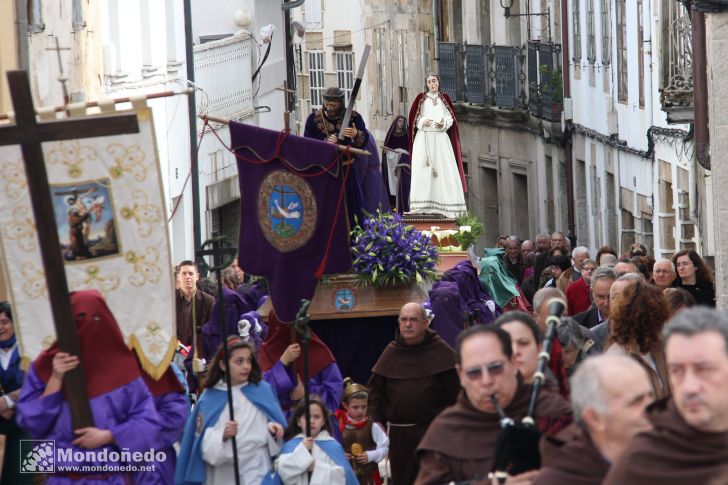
573, 0, 582, 63
376, 28, 389, 115
336, 52, 354, 102
587, 0, 596, 63
397, 30, 409, 106
308, 51, 325, 108
422, 33, 431, 80
601, 0, 611, 65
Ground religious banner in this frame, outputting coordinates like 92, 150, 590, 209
0, 107, 175, 379
230, 121, 352, 322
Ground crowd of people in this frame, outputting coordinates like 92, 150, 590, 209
0, 234, 724, 484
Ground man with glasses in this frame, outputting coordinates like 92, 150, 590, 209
574, 267, 617, 333
368, 302, 460, 485
652, 259, 677, 290
415, 326, 572, 485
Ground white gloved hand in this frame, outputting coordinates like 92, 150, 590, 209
486, 301, 496, 313
193, 357, 207, 373
238, 319, 251, 338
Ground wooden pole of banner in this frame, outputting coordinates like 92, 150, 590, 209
200, 115, 371, 157
0, 71, 140, 428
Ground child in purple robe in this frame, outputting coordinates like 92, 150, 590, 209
17, 290, 161, 485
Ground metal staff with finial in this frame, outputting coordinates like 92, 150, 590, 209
490, 298, 566, 484
293, 299, 312, 437
196, 234, 240, 485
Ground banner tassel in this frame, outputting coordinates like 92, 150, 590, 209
315, 148, 352, 279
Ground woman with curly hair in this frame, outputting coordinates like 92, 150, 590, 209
672, 249, 715, 307
595, 246, 618, 266
607, 274, 670, 399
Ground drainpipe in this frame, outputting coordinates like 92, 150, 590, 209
14, 0, 29, 69
182, 0, 202, 270
433, 0, 440, 67
692, 9, 709, 170
282, 1, 304, 113
561, 0, 576, 245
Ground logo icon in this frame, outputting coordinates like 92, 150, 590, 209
20, 440, 55, 473
334, 288, 356, 311
258, 170, 317, 253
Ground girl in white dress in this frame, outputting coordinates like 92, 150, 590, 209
193, 339, 286, 485
408, 73, 467, 218
274, 397, 358, 485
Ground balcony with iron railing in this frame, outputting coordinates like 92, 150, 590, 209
194, 32, 256, 130
438, 40, 563, 124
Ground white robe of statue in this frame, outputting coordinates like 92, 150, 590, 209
409, 92, 467, 218
201, 382, 280, 485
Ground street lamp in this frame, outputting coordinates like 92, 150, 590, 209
499, 0, 552, 40
500, 0, 516, 18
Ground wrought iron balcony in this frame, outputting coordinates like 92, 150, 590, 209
438, 41, 562, 123
659, 2, 693, 124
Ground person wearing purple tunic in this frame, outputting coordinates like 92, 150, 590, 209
134, 363, 189, 485
200, 288, 267, 361
382, 115, 411, 213
429, 281, 468, 348
17, 290, 161, 485
359, 130, 391, 215
437, 260, 501, 324
258, 314, 343, 419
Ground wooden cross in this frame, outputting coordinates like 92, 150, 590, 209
0, 71, 139, 428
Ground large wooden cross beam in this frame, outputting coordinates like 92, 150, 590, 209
0, 71, 139, 428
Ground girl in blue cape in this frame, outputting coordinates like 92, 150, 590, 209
268, 396, 357, 485
175, 337, 286, 485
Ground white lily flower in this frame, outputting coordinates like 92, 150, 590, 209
459, 225, 472, 233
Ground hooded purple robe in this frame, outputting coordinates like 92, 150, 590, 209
359, 130, 391, 215
429, 281, 469, 347
382, 115, 411, 213
17, 367, 160, 485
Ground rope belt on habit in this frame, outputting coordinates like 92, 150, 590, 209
388, 422, 421, 427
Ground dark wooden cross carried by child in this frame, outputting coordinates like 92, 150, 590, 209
0, 71, 140, 428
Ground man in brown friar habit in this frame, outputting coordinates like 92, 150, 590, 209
534, 353, 654, 485
415, 325, 572, 485
604, 307, 728, 485
367, 302, 460, 485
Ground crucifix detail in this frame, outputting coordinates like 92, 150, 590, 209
0, 71, 139, 428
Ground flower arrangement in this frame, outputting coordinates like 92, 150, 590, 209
450, 212, 484, 250
350, 212, 439, 287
